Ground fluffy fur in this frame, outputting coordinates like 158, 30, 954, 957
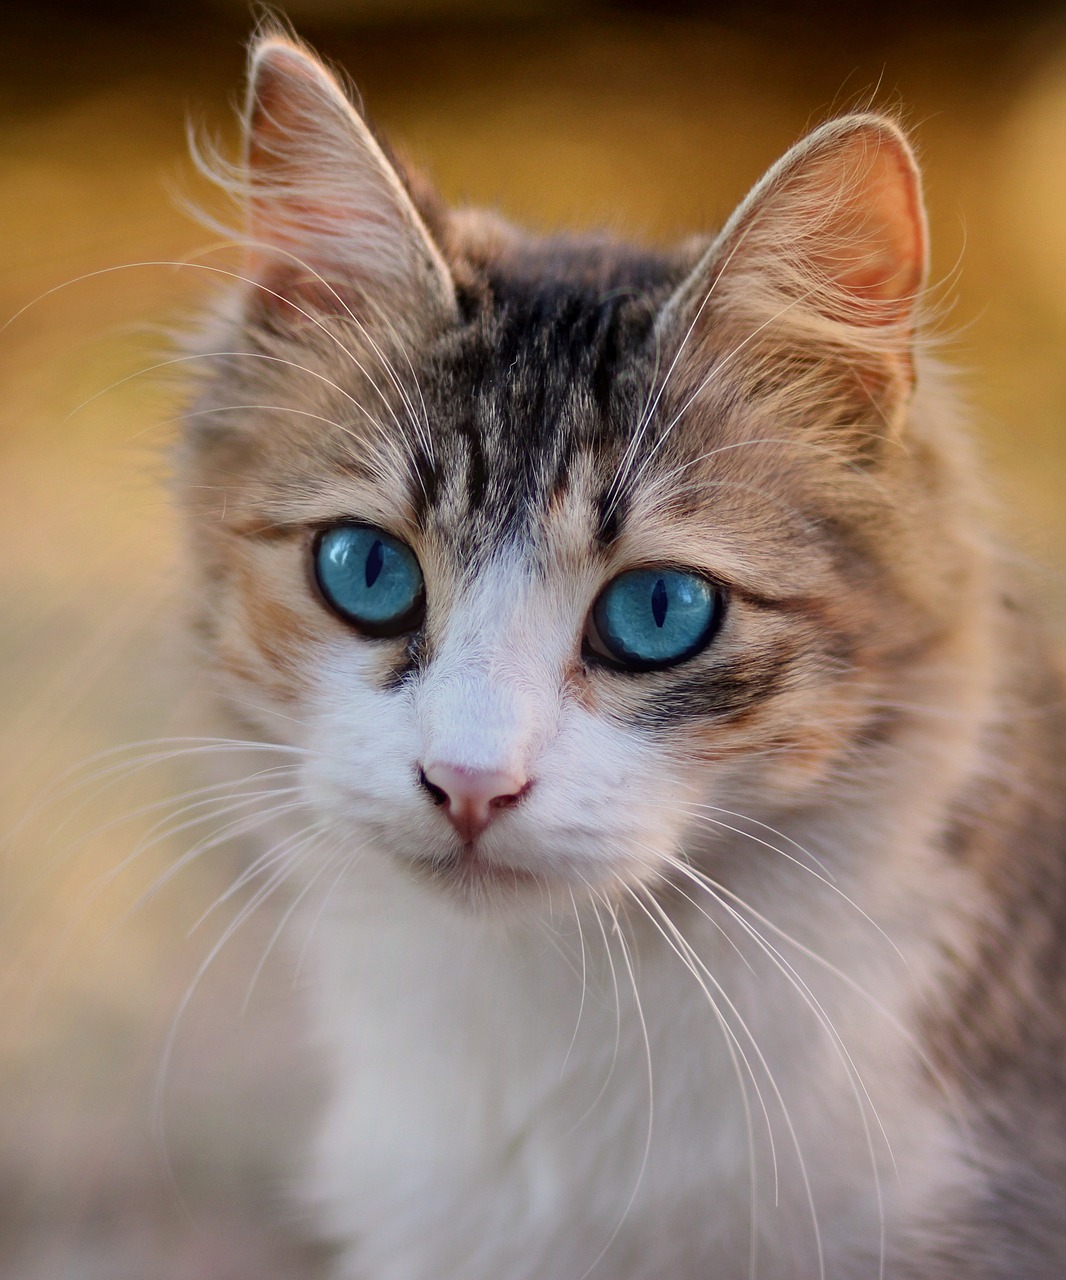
178, 30, 1066, 1279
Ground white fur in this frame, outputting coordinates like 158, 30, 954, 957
300, 834, 977, 1280
191, 52, 992, 1272
250, 544, 988, 1280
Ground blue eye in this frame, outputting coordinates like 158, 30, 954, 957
588, 568, 721, 670
314, 524, 425, 637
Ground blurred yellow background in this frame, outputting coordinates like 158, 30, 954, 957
2, 2, 1066, 1276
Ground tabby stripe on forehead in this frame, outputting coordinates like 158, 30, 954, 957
591, 299, 625, 419
456, 418, 488, 510
411, 446, 443, 526
595, 489, 625, 547
549, 435, 576, 502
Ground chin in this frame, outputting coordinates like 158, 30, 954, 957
405, 843, 555, 914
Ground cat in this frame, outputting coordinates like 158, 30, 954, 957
177, 28, 1066, 1280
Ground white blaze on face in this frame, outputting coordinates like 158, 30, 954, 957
405, 546, 690, 887
302, 540, 695, 896
415, 549, 555, 785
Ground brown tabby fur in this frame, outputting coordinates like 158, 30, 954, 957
177, 29, 1066, 1279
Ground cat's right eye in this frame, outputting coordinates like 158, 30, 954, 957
313, 525, 425, 638
585, 567, 722, 671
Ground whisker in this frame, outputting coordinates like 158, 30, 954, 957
241, 827, 344, 1013
65, 349, 407, 460
9, 735, 312, 830
666, 846, 973, 1170
561, 884, 590, 1075
626, 875, 825, 1280
678, 805, 908, 970
18, 783, 320, 1081
292, 843, 367, 983
192, 237, 436, 466
628, 288, 817, 493
5, 254, 432, 476
607, 212, 760, 507
622, 881, 762, 1280
675, 792, 836, 878
663, 852, 891, 1272
1, 740, 313, 945
650, 434, 889, 492
218, 695, 314, 730
156, 795, 311, 903
564, 877, 623, 1128
151, 819, 317, 1185
577, 889, 655, 1280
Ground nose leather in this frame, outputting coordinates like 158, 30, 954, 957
420, 761, 529, 843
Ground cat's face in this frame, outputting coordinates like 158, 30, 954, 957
182, 37, 962, 911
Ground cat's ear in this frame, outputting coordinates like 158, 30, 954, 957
659, 115, 928, 433
241, 34, 457, 330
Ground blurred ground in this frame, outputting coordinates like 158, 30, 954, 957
2, 4, 1066, 1277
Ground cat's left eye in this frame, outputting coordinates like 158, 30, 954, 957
585, 567, 722, 671
313, 524, 425, 638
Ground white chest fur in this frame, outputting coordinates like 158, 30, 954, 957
301, 850, 971, 1280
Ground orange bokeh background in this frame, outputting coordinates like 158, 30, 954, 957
2, 4, 1065, 1275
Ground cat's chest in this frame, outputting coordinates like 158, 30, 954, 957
301, 860, 969, 1280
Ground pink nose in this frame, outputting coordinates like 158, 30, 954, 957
420, 762, 529, 844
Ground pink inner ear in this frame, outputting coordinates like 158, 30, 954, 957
244, 41, 392, 282
239, 38, 455, 322
805, 129, 927, 324
245, 50, 350, 258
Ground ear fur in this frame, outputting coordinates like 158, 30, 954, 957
660, 115, 929, 434
242, 34, 457, 329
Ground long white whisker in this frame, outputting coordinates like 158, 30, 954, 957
65, 349, 408, 464
607, 214, 760, 506
151, 818, 318, 1185
667, 844, 973, 1167
679, 803, 908, 968
77, 770, 301, 861
210, 237, 436, 464
293, 844, 367, 983
624, 878, 825, 1280
664, 853, 891, 1275
629, 289, 815, 494
577, 890, 655, 1280
21, 790, 308, 1017
623, 882, 762, 1280
110, 787, 304, 897
561, 883, 590, 1075
563, 877, 624, 1129
6, 255, 431, 473
241, 827, 343, 1013
5, 736, 310, 848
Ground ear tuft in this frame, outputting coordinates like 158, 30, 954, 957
241, 34, 455, 327
713, 114, 928, 329
658, 115, 930, 439
792, 117, 927, 320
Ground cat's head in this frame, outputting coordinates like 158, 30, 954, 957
180, 34, 976, 912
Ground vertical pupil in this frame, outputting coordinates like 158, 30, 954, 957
365, 539, 385, 588
651, 577, 668, 628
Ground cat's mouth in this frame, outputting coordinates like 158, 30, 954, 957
412, 845, 544, 897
